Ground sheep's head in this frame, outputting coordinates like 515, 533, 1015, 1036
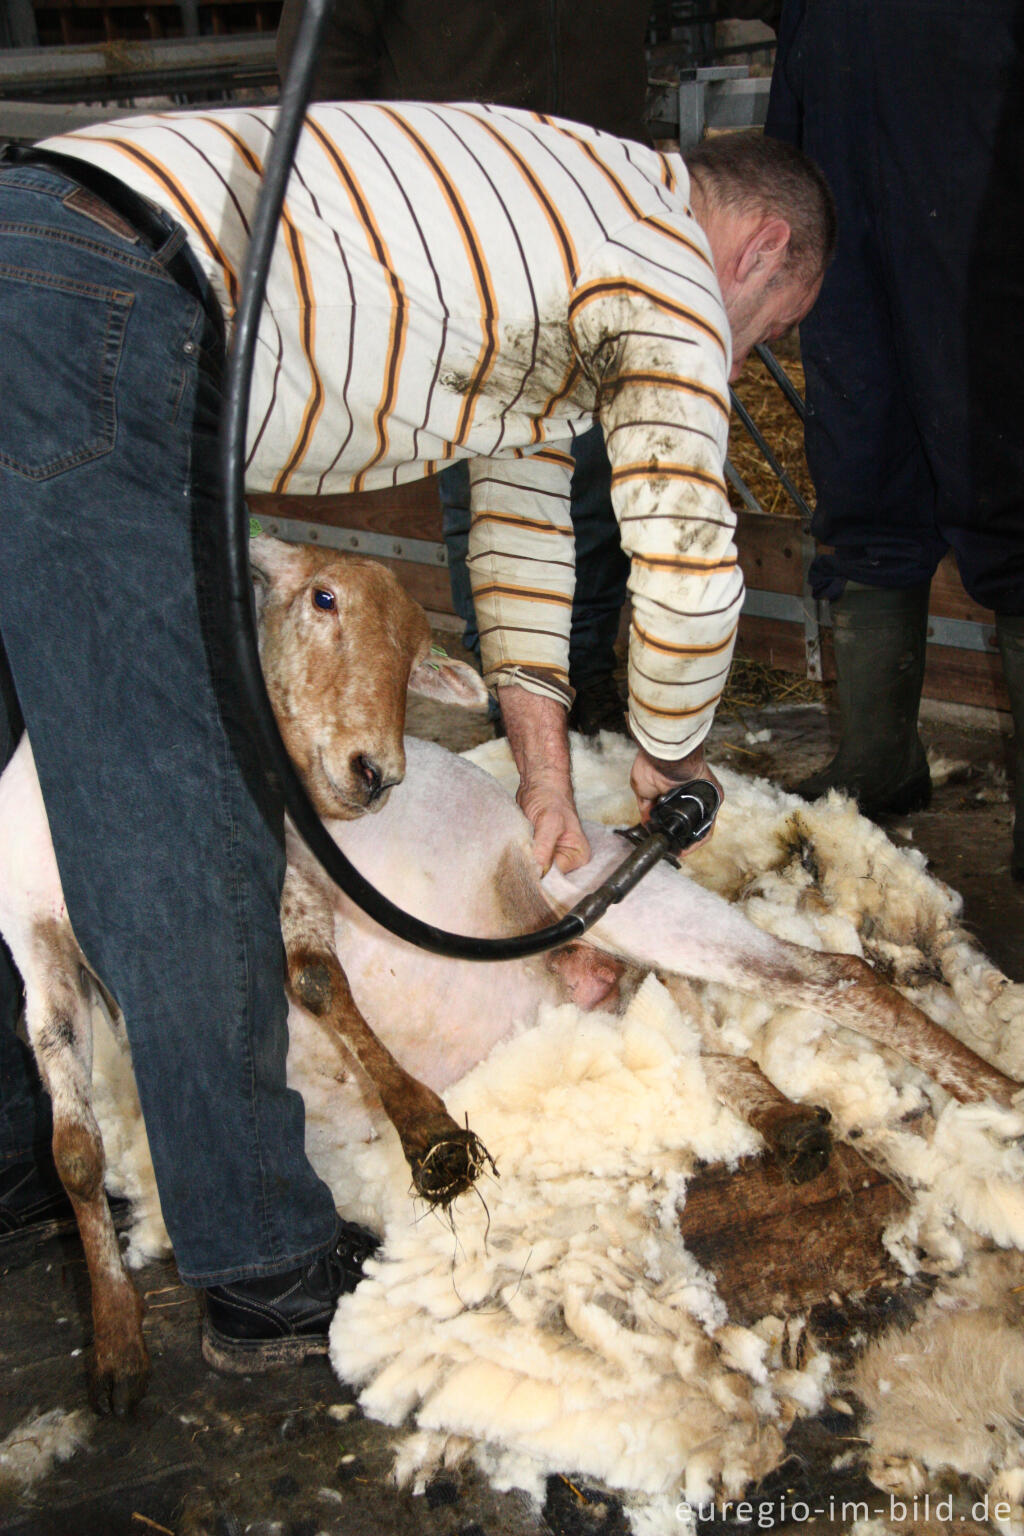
250, 536, 488, 819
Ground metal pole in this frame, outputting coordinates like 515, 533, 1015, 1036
753, 342, 806, 420
729, 387, 814, 521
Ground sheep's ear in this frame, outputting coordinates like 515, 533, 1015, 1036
249, 534, 306, 619
408, 652, 491, 709
249, 533, 299, 585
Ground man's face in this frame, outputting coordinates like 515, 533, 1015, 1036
722, 267, 822, 382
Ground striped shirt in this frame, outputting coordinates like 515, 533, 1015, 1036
45, 102, 742, 761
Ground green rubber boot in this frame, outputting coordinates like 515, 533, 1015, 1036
794, 582, 932, 817
996, 613, 1024, 881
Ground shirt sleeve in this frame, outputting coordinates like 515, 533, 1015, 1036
568, 212, 743, 763
467, 446, 577, 709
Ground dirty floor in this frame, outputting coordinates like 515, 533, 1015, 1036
2, 645, 1021, 1536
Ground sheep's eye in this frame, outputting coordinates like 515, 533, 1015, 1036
312, 588, 336, 611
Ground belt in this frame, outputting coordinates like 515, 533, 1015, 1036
0, 142, 224, 343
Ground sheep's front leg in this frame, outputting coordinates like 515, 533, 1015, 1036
25, 924, 149, 1414
282, 868, 492, 1206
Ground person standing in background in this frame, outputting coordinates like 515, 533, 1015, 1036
766, 0, 1024, 878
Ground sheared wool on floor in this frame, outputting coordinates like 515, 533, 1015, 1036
0, 1408, 91, 1497
91, 734, 1024, 1531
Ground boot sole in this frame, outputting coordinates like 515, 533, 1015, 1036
792, 768, 932, 819
201, 1321, 330, 1375
859, 773, 932, 819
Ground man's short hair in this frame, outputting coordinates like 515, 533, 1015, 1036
684, 132, 837, 278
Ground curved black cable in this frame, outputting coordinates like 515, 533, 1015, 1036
218, 0, 717, 958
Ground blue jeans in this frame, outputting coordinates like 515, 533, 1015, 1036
0, 164, 337, 1283
441, 422, 629, 689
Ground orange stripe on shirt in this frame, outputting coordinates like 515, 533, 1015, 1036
273, 218, 326, 491
377, 105, 498, 446
202, 118, 326, 492
632, 616, 738, 658
82, 134, 239, 307
631, 551, 738, 574
470, 511, 572, 535
305, 116, 408, 490
603, 371, 729, 420
527, 447, 576, 469
569, 278, 727, 354
630, 687, 726, 720
472, 584, 573, 607
538, 116, 644, 221
641, 214, 713, 269
454, 107, 578, 286
610, 461, 728, 496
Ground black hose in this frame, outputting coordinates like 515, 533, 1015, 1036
216, 0, 588, 958
219, 0, 712, 959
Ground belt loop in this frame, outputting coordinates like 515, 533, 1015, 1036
154, 222, 188, 268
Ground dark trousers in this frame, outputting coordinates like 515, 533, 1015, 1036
767, 0, 1024, 611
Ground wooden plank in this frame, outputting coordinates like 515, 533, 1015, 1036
253, 488, 1011, 713
930, 551, 994, 623
680, 1143, 906, 1325
736, 613, 808, 674
250, 479, 444, 542
924, 642, 1010, 713
251, 486, 456, 617
735, 509, 805, 596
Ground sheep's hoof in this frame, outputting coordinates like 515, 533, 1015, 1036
88, 1348, 151, 1417
767, 1106, 832, 1185
410, 1128, 497, 1208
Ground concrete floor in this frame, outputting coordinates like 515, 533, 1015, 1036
2, 665, 1021, 1536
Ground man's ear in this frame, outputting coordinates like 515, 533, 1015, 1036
735, 215, 792, 284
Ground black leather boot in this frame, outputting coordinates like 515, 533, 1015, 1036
997, 613, 1024, 881
202, 1218, 380, 1373
793, 583, 932, 817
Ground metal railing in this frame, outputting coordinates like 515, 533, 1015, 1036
0, 33, 277, 139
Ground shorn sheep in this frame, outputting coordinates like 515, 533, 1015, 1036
0, 536, 1018, 1420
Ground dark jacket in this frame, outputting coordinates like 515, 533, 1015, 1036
275, 0, 652, 144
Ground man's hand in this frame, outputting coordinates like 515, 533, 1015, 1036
630, 743, 724, 855
497, 684, 591, 874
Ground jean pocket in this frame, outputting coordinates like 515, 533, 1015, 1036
0, 265, 133, 481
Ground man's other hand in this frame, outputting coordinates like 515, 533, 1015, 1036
497, 684, 591, 874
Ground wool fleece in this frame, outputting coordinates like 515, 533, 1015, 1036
91, 735, 1024, 1531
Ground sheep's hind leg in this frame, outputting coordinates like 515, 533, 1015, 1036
765, 948, 1021, 1107
25, 923, 149, 1414
702, 1053, 832, 1184
661, 977, 832, 1183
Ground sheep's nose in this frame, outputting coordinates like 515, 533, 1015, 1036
354, 753, 388, 805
